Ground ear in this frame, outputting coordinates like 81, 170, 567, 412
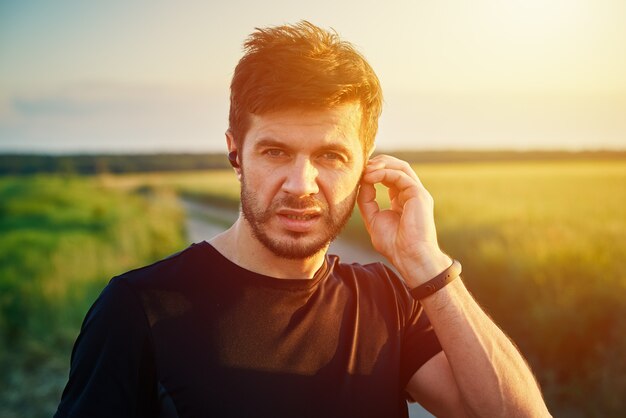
361, 143, 376, 173
366, 143, 376, 159
225, 130, 242, 181
225, 129, 236, 152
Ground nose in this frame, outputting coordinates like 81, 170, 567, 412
281, 157, 319, 197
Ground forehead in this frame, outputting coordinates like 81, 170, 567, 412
244, 102, 363, 152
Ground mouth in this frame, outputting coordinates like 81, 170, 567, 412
276, 209, 322, 232
282, 213, 319, 221
277, 207, 322, 217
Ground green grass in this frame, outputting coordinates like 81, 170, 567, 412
134, 160, 626, 416
412, 161, 626, 416
0, 175, 186, 418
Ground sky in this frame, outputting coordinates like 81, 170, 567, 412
1, 0, 625, 153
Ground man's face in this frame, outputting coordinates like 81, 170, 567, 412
237, 102, 366, 259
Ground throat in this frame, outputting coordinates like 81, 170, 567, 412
210, 217, 327, 279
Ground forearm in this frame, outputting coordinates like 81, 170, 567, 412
359, 155, 550, 415
419, 277, 550, 417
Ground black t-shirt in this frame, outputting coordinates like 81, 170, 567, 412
55, 242, 441, 418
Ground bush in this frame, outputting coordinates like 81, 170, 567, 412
0, 175, 186, 418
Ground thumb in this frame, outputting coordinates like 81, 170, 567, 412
357, 181, 379, 233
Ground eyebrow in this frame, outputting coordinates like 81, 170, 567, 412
254, 138, 293, 151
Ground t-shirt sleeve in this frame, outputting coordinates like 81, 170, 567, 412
54, 277, 159, 418
399, 299, 443, 390
374, 263, 443, 391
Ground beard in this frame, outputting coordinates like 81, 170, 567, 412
240, 178, 358, 260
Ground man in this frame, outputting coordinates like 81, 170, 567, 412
55, 21, 550, 417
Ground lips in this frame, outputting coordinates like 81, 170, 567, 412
283, 213, 318, 221
276, 209, 322, 232
277, 208, 321, 217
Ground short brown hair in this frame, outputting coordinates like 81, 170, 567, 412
228, 21, 383, 154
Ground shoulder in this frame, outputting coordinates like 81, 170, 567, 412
113, 241, 211, 290
56, 273, 161, 417
330, 256, 418, 318
332, 256, 408, 291
75, 276, 151, 345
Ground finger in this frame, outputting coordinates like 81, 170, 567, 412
388, 187, 403, 213
388, 186, 398, 202
362, 167, 419, 195
366, 155, 421, 184
387, 180, 430, 214
364, 167, 433, 215
357, 181, 380, 230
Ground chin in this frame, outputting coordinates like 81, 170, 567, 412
258, 231, 331, 260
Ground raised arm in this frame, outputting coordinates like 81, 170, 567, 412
358, 154, 551, 417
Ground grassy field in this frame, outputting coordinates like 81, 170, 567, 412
1, 158, 625, 417
411, 161, 626, 417
109, 159, 626, 416
0, 175, 186, 418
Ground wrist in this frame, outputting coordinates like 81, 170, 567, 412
396, 249, 453, 288
409, 259, 462, 300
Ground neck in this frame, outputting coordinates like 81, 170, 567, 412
209, 216, 327, 279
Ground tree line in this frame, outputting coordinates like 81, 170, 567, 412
1, 150, 624, 175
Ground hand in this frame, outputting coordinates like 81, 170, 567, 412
357, 154, 451, 286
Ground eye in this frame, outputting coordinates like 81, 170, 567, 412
323, 152, 344, 160
265, 149, 286, 157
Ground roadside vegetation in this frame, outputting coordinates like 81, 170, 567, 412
0, 175, 185, 418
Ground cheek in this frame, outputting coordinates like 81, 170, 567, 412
243, 166, 284, 201
322, 170, 362, 202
